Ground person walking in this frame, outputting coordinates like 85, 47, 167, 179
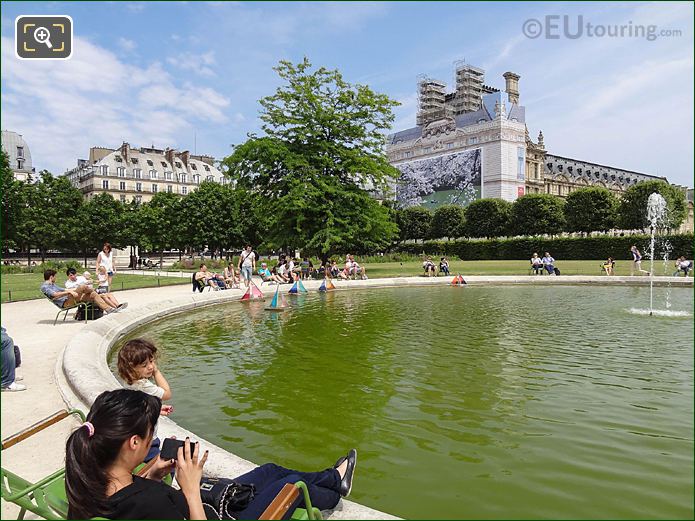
630, 245, 650, 276
238, 245, 256, 289
96, 242, 116, 290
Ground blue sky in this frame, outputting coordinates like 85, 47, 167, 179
1, 1, 693, 187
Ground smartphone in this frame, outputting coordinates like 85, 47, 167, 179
160, 438, 198, 461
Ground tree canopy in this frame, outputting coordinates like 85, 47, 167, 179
509, 194, 566, 237
224, 58, 401, 256
463, 198, 512, 238
564, 187, 618, 234
618, 180, 687, 231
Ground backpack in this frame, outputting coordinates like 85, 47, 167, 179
75, 304, 104, 321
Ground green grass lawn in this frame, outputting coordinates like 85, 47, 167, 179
0, 273, 189, 303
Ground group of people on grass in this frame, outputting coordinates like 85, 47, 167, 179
61, 338, 358, 520
257, 254, 368, 284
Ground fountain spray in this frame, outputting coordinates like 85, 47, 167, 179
646, 193, 667, 316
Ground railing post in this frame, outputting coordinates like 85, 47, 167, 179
8, 290, 11, 302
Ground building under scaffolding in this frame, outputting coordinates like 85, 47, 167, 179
416, 76, 450, 126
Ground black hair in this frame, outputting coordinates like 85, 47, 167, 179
65, 389, 161, 519
44, 269, 57, 280
66, 267, 77, 276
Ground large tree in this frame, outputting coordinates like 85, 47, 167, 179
430, 205, 465, 240
463, 198, 512, 238
510, 194, 566, 237
224, 58, 400, 258
18, 172, 83, 263
618, 180, 687, 231
139, 191, 183, 266
75, 193, 127, 267
564, 187, 618, 234
181, 182, 243, 256
1, 151, 25, 251
396, 206, 432, 242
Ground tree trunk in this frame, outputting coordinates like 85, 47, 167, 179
84, 248, 88, 269
27, 245, 31, 267
41, 248, 46, 264
160, 250, 164, 268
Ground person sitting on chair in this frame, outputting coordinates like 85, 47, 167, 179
541, 252, 556, 275
223, 263, 240, 288
349, 255, 367, 280
673, 256, 693, 277
65, 268, 126, 310
41, 269, 121, 314
194, 264, 225, 290
65, 389, 357, 520
258, 263, 282, 284
439, 257, 450, 276
530, 253, 544, 275
423, 256, 436, 277
602, 257, 615, 276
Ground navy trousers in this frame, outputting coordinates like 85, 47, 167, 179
232, 463, 342, 520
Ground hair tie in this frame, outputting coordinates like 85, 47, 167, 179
82, 421, 95, 438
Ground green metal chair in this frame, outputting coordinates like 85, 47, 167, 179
2, 409, 320, 520
259, 480, 322, 520
44, 294, 88, 325
1, 409, 86, 520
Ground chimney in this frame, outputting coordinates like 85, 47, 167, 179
120, 142, 130, 163
180, 150, 190, 167
165, 148, 175, 167
503, 72, 520, 104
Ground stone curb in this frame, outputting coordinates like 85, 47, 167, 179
56, 275, 691, 519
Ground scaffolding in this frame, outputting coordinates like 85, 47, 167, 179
452, 61, 485, 114
416, 75, 451, 126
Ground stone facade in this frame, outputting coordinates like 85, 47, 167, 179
65, 142, 226, 203
387, 62, 680, 206
1, 130, 34, 182
387, 89, 527, 203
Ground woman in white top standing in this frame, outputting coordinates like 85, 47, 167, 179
96, 242, 115, 290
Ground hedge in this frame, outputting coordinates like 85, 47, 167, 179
395, 234, 693, 261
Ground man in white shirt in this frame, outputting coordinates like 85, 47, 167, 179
65, 268, 126, 310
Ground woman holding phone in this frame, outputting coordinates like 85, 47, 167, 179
65, 389, 357, 520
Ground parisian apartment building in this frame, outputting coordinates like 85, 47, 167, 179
65, 142, 227, 204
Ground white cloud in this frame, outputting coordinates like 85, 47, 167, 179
0, 36, 231, 174
125, 2, 147, 13
117, 37, 137, 52
166, 51, 217, 77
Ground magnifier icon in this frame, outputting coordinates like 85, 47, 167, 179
33, 26, 53, 49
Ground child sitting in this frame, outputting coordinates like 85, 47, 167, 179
117, 338, 174, 461
96, 265, 110, 294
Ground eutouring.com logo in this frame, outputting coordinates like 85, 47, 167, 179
522, 15, 682, 42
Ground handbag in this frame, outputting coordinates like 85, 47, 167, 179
200, 477, 256, 520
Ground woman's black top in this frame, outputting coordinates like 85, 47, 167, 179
106, 476, 189, 519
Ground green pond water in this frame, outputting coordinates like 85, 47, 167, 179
111, 285, 694, 519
